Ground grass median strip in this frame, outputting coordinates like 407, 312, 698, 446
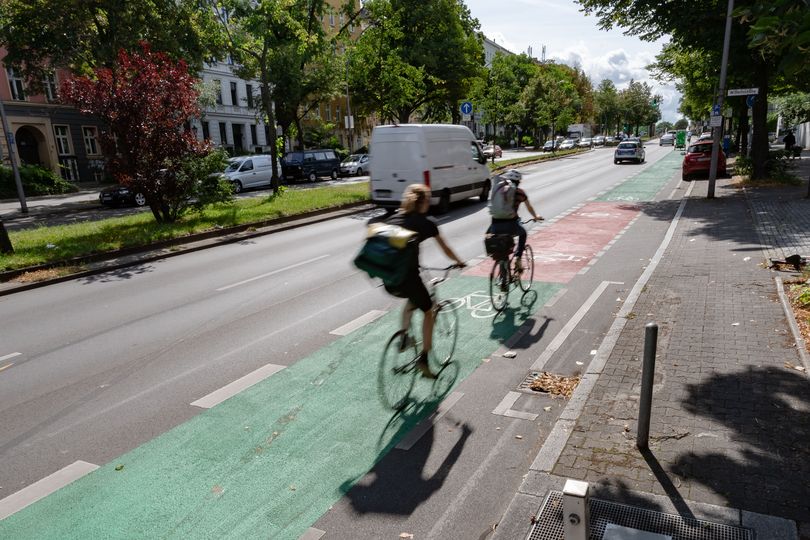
1, 183, 369, 272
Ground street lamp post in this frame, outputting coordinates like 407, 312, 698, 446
0, 98, 27, 213
708, 0, 735, 199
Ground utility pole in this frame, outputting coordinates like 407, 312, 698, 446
708, 0, 734, 199
0, 98, 28, 213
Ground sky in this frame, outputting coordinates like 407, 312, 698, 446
464, 0, 682, 123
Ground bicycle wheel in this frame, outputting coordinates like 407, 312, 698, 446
489, 259, 509, 312
378, 331, 417, 410
517, 244, 535, 291
430, 300, 459, 370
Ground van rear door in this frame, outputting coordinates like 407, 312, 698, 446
370, 135, 424, 206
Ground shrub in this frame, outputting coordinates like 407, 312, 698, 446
0, 165, 78, 198
735, 151, 801, 184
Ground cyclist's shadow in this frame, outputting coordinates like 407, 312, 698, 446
489, 289, 545, 345
340, 412, 473, 515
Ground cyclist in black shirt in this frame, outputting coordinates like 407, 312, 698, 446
384, 184, 465, 377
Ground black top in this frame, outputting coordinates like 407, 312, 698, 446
385, 211, 439, 243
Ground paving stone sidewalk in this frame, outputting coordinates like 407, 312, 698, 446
550, 174, 810, 534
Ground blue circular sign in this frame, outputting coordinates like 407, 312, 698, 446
460, 101, 473, 115
746, 95, 756, 108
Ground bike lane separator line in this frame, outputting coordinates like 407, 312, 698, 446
0, 461, 98, 520
215, 254, 330, 291
0, 352, 21, 363
394, 391, 465, 451
492, 391, 538, 421
530, 281, 624, 371
297, 528, 325, 540
329, 310, 387, 336
190, 363, 287, 409
529, 180, 694, 475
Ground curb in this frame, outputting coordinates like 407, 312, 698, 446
0, 201, 373, 296
775, 276, 810, 376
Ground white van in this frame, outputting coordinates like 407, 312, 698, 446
223, 155, 280, 193
369, 124, 491, 213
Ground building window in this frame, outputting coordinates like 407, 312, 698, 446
230, 81, 238, 106
336, 106, 341, 123
326, 105, 332, 121
219, 122, 228, 145
43, 72, 58, 102
202, 121, 210, 141
250, 124, 257, 146
227, 54, 234, 65
214, 79, 222, 104
82, 126, 100, 156
329, 12, 334, 26
54, 125, 71, 155
246, 84, 254, 108
340, 14, 344, 26
59, 157, 80, 182
7, 68, 26, 101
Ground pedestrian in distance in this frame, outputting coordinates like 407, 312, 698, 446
486, 169, 543, 272
783, 130, 797, 158
383, 184, 466, 378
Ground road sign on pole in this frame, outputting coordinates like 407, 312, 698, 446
727, 88, 758, 97
710, 115, 722, 127
460, 101, 473, 115
746, 95, 756, 108
712, 104, 722, 117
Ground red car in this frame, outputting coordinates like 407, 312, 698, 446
682, 142, 727, 181
483, 144, 502, 158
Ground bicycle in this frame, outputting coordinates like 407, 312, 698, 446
487, 219, 538, 312
378, 264, 463, 410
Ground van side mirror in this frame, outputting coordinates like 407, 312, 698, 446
478, 154, 487, 165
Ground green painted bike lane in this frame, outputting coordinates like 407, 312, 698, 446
0, 276, 562, 540
597, 150, 682, 202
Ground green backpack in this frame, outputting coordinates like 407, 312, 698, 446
354, 223, 418, 288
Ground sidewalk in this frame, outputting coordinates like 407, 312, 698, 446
0, 187, 104, 221
495, 158, 810, 539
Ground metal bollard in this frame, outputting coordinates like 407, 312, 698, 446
562, 479, 590, 540
636, 323, 658, 450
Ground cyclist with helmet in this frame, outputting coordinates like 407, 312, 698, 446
487, 169, 542, 271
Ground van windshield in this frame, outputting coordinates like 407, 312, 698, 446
225, 160, 242, 172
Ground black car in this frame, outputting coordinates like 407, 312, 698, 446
281, 149, 341, 182
99, 185, 147, 207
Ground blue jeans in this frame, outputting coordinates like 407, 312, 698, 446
488, 219, 526, 258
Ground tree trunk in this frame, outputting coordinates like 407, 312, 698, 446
260, 78, 281, 194
750, 59, 769, 181
739, 108, 750, 158
0, 220, 13, 254
295, 118, 305, 151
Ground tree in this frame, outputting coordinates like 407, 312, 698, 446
656, 121, 674, 134
348, 0, 484, 123
536, 74, 579, 146
211, 0, 345, 191
619, 80, 657, 135
594, 79, 620, 135
735, 0, 810, 78
576, 0, 797, 179
773, 92, 810, 127
673, 118, 689, 129
61, 44, 231, 223
0, 220, 12, 254
0, 0, 219, 87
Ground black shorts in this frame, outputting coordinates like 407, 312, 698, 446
385, 273, 433, 312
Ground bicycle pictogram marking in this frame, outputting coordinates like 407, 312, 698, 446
444, 291, 500, 318
531, 251, 587, 264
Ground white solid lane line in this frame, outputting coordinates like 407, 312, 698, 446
0, 461, 99, 520
0, 352, 22, 363
190, 363, 287, 409
215, 254, 330, 291
329, 310, 387, 336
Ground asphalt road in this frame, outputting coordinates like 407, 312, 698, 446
0, 143, 686, 538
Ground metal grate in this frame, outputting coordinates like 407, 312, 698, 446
527, 491, 753, 540
518, 371, 544, 394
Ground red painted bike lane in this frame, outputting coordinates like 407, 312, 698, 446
466, 202, 640, 283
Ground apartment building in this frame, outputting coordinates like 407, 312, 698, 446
0, 49, 108, 184
191, 57, 271, 155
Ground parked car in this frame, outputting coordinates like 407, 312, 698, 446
483, 144, 502, 158
697, 132, 713, 142
558, 139, 576, 150
281, 149, 341, 182
578, 137, 593, 148
614, 141, 646, 164
593, 135, 606, 146
99, 185, 147, 207
542, 140, 556, 152
222, 155, 279, 193
682, 142, 727, 181
605, 136, 616, 146
340, 153, 370, 176
659, 133, 675, 146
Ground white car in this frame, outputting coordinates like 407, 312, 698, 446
578, 138, 593, 148
559, 139, 576, 150
659, 133, 675, 146
614, 141, 646, 164
340, 154, 370, 176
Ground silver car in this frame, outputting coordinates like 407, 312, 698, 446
559, 139, 576, 150
340, 153, 370, 176
614, 141, 646, 164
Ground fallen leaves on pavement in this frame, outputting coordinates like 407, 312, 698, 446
528, 372, 581, 398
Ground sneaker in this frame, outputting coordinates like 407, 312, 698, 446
415, 352, 437, 379
514, 259, 523, 274
398, 331, 414, 353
